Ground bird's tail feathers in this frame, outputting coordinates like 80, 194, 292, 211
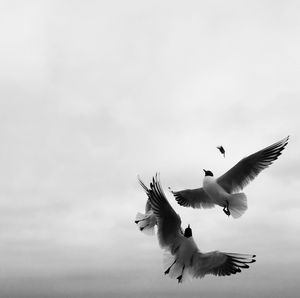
135, 212, 156, 235
227, 193, 248, 218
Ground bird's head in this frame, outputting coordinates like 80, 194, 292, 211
203, 169, 214, 177
184, 224, 192, 238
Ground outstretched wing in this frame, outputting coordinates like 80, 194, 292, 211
191, 251, 256, 278
217, 136, 289, 193
171, 188, 215, 209
138, 174, 182, 252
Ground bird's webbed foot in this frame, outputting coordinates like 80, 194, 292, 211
177, 265, 185, 283
139, 225, 149, 231
223, 201, 231, 216
134, 217, 147, 224
164, 259, 176, 275
177, 275, 183, 283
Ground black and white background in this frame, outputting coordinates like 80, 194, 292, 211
0, 1, 299, 297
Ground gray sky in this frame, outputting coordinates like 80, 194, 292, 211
0, 1, 300, 297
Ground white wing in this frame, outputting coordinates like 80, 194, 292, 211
217, 136, 289, 193
191, 251, 256, 278
139, 174, 183, 253
171, 187, 215, 209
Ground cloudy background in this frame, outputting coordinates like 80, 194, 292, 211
0, 1, 300, 297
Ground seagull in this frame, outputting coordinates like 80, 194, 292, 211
217, 145, 225, 158
171, 136, 289, 218
135, 177, 157, 235
139, 174, 256, 283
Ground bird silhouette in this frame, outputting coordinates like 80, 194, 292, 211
217, 145, 225, 157
171, 136, 289, 218
139, 174, 256, 283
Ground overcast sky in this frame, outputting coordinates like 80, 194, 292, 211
0, 1, 300, 297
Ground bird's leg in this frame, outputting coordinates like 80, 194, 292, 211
164, 259, 177, 275
222, 205, 227, 215
134, 217, 147, 224
226, 200, 230, 216
223, 201, 230, 216
177, 265, 185, 283
139, 224, 150, 231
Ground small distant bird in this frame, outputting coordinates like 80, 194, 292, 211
217, 145, 225, 157
135, 178, 157, 235
139, 174, 256, 283
171, 136, 289, 218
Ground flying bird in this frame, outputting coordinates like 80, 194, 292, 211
171, 136, 289, 218
139, 174, 256, 283
217, 145, 225, 157
135, 178, 157, 235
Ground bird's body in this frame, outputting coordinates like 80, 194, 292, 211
172, 136, 289, 218
203, 175, 229, 205
139, 175, 256, 283
202, 175, 247, 217
176, 236, 198, 265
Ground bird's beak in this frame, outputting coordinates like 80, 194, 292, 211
203, 169, 206, 173
188, 224, 190, 228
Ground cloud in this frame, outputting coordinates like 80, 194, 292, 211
0, 0, 300, 297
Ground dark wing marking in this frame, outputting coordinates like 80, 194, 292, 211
217, 136, 289, 193
191, 251, 256, 278
171, 188, 215, 209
